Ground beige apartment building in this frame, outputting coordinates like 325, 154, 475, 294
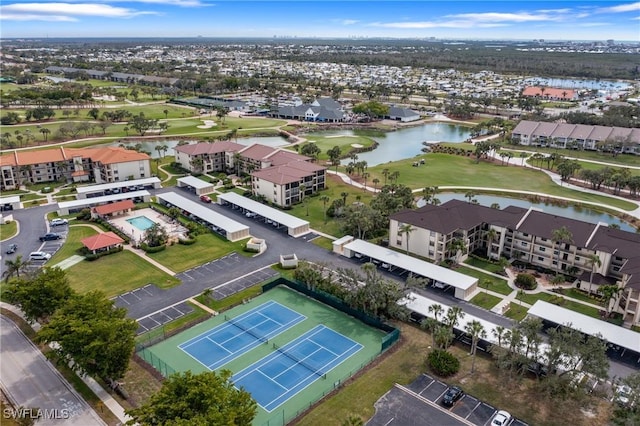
390, 199, 640, 325
0, 146, 151, 190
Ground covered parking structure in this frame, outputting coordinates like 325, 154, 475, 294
57, 190, 151, 216
217, 192, 310, 238
341, 239, 478, 300
157, 192, 249, 242
0, 195, 21, 211
177, 176, 215, 196
75, 177, 161, 199
528, 300, 640, 364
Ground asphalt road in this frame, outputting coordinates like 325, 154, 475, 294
0, 315, 105, 426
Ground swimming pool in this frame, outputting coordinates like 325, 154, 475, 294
126, 215, 156, 231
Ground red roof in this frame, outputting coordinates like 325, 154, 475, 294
93, 199, 135, 215
521, 86, 576, 100
81, 232, 124, 251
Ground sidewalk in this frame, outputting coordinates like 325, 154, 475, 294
123, 245, 176, 276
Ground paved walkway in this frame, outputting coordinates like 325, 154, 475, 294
0, 302, 133, 426
52, 254, 85, 270
188, 297, 219, 315
123, 245, 176, 276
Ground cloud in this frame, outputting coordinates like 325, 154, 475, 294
371, 20, 508, 29
339, 19, 359, 25
0, 2, 158, 21
598, 2, 640, 13
107, 0, 207, 6
445, 12, 563, 23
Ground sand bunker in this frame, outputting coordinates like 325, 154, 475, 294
350, 143, 364, 148
197, 120, 217, 129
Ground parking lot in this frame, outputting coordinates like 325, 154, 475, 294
24, 225, 68, 270
368, 374, 528, 426
135, 300, 194, 335
177, 253, 242, 284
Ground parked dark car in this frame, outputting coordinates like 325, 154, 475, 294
39, 233, 61, 241
442, 386, 464, 407
5, 243, 17, 254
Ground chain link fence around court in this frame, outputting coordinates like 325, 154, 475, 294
260, 351, 380, 426
137, 346, 176, 377
258, 278, 401, 426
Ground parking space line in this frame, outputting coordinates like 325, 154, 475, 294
465, 401, 481, 420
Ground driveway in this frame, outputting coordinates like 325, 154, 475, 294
0, 315, 105, 426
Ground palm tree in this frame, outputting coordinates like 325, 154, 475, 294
362, 172, 370, 191
445, 306, 465, 330
464, 190, 476, 203
446, 238, 465, 264
233, 152, 242, 176
163, 109, 169, 119
586, 254, 601, 295
3, 255, 30, 282
399, 224, 414, 254
551, 226, 573, 276
492, 325, 506, 348
485, 228, 498, 259
372, 178, 380, 192
320, 195, 330, 223
519, 151, 528, 166
382, 168, 389, 185
39, 127, 51, 142
428, 303, 444, 323
161, 144, 168, 158
599, 284, 623, 315
420, 317, 439, 348
465, 320, 487, 373
341, 191, 348, 206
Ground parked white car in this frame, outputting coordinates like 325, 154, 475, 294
491, 410, 512, 426
29, 251, 51, 261
50, 218, 68, 226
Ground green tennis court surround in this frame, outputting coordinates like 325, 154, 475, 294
137, 282, 398, 425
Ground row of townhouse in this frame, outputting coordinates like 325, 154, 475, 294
44, 66, 179, 86
389, 199, 640, 325
511, 120, 640, 153
0, 146, 151, 190
174, 142, 326, 207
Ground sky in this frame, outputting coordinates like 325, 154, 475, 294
0, 1, 639, 41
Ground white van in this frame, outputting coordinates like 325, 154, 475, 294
29, 251, 51, 261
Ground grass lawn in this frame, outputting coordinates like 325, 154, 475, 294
469, 292, 503, 310
455, 266, 513, 295
555, 287, 604, 306
0, 221, 18, 240
286, 174, 376, 236
297, 322, 610, 426
312, 236, 335, 251
463, 256, 506, 274
147, 233, 246, 273
505, 146, 640, 167
48, 225, 98, 265
194, 283, 264, 313
366, 153, 637, 211
301, 133, 377, 162
516, 291, 601, 318
504, 302, 529, 321
65, 250, 180, 297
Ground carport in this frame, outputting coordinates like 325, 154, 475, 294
57, 190, 151, 216
157, 192, 249, 242
75, 177, 161, 199
217, 192, 310, 237
528, 300, 640, 355
177, 175, 215, 196
342, 239, 478, 300
0, 195, 21, 211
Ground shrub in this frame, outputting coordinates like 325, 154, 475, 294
140, 243, 166, 253
77, 208, 92, 221
427, 349, 460, 377
178, 237, 196, 245
515, 273, 537, 290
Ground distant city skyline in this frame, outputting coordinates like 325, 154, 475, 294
1, 1, 639, 41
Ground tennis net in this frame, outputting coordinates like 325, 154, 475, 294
272, 343, 326, 379
225, 315, 268, 344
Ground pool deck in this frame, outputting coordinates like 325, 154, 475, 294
110, 208, 188, 245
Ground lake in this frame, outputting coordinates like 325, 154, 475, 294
417, 192, 635, 232
304, 123, 472, 166
523, 77, 632, 91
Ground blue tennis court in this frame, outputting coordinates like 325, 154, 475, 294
232, 325, 363, 412
178, 301, 305, 370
